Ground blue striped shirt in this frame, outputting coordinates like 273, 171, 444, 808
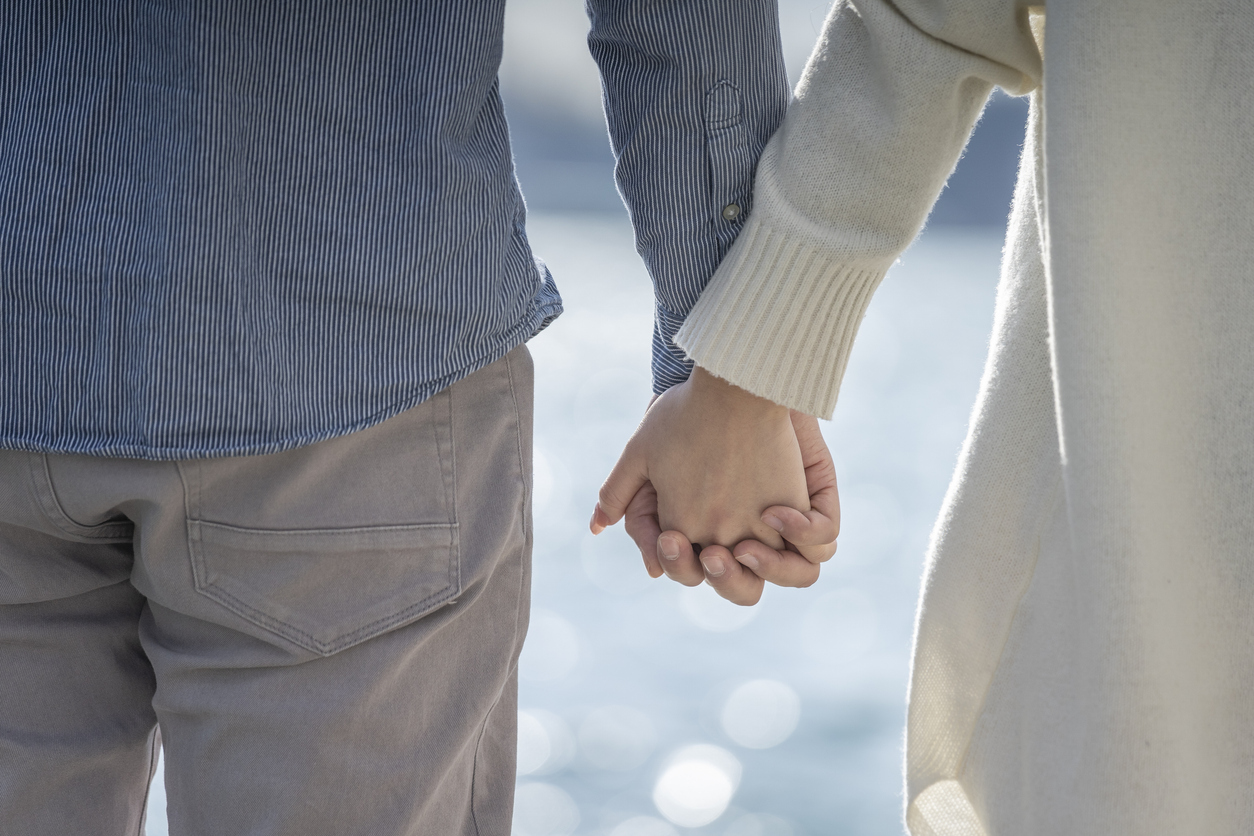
0, 1, 787, 458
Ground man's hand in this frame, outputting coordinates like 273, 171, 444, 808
611, 411, 839, 605
589, 368, 813, 597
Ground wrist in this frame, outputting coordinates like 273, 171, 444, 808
687, 366, 789, 419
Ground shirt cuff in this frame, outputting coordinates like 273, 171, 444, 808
651, 304, 696, 394
674, 216, 887, 419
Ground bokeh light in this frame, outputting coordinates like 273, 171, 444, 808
516, 709, 576, 775
720, 680, 801, 750
652, 744, 742, 828
516, 711, 551, 775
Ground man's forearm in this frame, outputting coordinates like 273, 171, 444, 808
584, 0, 789, 392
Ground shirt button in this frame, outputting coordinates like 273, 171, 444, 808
721, 203, 742, 221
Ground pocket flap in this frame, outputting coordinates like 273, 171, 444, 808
189, 519, 459, 656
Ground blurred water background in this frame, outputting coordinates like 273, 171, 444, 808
144, 2, 1026, 834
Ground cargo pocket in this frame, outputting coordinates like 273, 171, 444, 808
187, 519, 458, 656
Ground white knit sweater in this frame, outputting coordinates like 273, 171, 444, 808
677, 1, 1254, 833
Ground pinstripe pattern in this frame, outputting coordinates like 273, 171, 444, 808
0, 1, 786, 459
589, 0, 789, 391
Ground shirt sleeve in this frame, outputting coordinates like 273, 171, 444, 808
585, 0, 790, 394
673, 0, 1044, 418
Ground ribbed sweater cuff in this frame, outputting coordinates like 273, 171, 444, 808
674, 220, 887, 419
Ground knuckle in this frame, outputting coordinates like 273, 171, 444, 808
741, 543, 772, 563
597, 483, 618, 508
799, 519, 836, 545
812, 527, 837, 546
735, 546, 773, 575
803, 543, 837, 564
626, 513, 657, 537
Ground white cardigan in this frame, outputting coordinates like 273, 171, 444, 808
677, 1, 1254, 833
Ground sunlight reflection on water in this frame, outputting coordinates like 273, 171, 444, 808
720, 680, 802, 750
652, 745, 742, 828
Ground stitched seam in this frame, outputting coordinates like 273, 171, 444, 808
472, 348, 531, 835
135, 725, 161, 836
183, 408, 463, 655
703, 79, 743, 129
469, 347, 530, 835
468, 683, 505, 836
504, 348, 532, 689
193, 520, 458, 537
194, 573, 456, 655
27, 453, 132, 541
443, 383, 461, 599
505, 349, 530, 559
468, 660, 522, 836
188, 522, 458, 655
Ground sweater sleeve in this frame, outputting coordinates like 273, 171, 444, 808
673, 0, 1043, 418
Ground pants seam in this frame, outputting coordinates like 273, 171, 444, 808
136, 724, 162, 836
444, 381, 462, 602
504, 349, 531, 560
26, 453, 133, 541
468, 664, 514, 836
469, 348, 530, 836
503, 349, 531, 666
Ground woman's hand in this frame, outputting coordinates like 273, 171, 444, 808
606, 410, 839, 605
590, 366, 810, 578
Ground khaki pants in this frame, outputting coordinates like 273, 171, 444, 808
0, 347, 533, 836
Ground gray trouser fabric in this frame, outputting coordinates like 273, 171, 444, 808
0, 346, 534, 836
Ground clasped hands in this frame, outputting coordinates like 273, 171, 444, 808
589, 367, 839, 605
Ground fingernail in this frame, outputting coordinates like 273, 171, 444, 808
737, 551, 760, 572
701, 555, 725, 577
659, 535, 680, 561
589, 505, 605, 535
763, 514, 784, 532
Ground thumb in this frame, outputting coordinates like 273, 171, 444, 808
592, 437, 649, 534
